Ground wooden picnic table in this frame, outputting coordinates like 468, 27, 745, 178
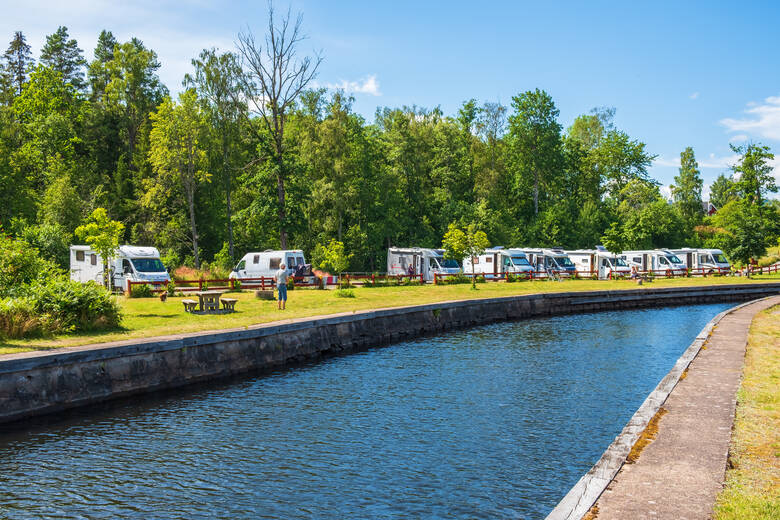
194, 290, 225, 312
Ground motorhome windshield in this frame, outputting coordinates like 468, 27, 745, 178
511, 256, 530, 266
667, 255, 683, 265
554, 256, 574, 268
440, 258, 459, 269
609, 257, 627, 267
713, 253, 728, 264
131, 258, 166, 273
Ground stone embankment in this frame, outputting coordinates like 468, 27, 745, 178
1, 283, 779, 426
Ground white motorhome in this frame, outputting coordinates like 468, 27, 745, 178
670, 248, 730, 273
70, 245, 171, 290
620, 249, 686, 275
230, 250, 309, 280
387, 247, 460, 282
566, 247, 631, 279
461, 247, 534, 278
522, 248, 577, 276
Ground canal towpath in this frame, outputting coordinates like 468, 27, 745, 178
590, 295, 780, 520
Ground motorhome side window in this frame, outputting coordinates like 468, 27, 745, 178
237, 260, 245, 270
486, 257, 492, 263
90, 254, 97, 266
296, 257, 304, 266
269, 257, 281, 269
473, 257, 479, 264
429, 258, 436, 268
253, 255, 260, 264
122, 259, 132, 273
287, 257, 296, 267
76, 251, 85, 262
633, 257, 641, 264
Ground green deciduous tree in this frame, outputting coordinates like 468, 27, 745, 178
75, 207, 124, 288
442, 223, 489, 289
148, 89, 211, 268
312, 238, 352, 275
507, 89, 563, 216
708, 173, 735, 210
730, 143, 777, 205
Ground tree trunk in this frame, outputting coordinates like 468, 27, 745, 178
276, 151, 287, 249
186, 183, 200, 268
533, 170, 539, 215
223, 140, 234, 260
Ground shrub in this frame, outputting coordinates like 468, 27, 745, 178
130, 284, 154, 298
287, 277, 295, 290
334, 288, 355, 298
27, 277, 122, 333
0, 297, 52, 339
166, 279, 177, 296
506, 273, 518, 283
438, 273, 471, 285
226, 279, 242, 293
757, 255, 779, 268
0, 235, 56, 297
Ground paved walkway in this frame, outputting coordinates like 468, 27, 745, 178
593, 296, 780, 520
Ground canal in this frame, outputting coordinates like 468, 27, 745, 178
0, 303, 732, 519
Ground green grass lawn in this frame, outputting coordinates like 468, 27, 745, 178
0, 276, 774, 355
713, 304, 780, 520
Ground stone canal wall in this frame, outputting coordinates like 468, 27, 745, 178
1, 283, 779, 425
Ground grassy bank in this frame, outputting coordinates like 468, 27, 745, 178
0, 277, 773, 355
713, 305, 780, 520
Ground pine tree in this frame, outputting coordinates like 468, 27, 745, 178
40, 26, 87, 91
87, 30, 117, 100
2, 31, 34, 97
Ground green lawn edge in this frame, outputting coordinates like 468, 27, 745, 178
1, 276, 776, 355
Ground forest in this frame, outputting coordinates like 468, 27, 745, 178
1, 14, 778, 276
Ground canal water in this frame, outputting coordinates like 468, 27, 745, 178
0, 303, 732, 519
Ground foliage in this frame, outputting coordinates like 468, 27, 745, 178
334, 288, 355, 298
671, 146, 704, 227
17, 222, 71, 268
166, 278, 177, 296
129, 284, 153, 298
75, 207, 124, 288
0, 234, 55, 297
442, 223, 489, 288
312, 239, 352, 274
27, 276, 122, 332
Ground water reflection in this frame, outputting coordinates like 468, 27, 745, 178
0, 303, 731, 519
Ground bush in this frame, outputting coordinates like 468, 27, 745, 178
506, 273, 518, 283
26, 277, 122, 333
334, 288, 355, 298
287, 277, 295, 290
0, 235, 56, 297
758, 255, 779, 268
166, 279, 177, 296
129, 284, 154, 298
0, 297, 52, 339
438, 273, 471, 285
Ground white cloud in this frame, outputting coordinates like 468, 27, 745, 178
721, 94, 780, 141
728, 134, 749, 143
689, 92, 699, 100
659, 184, 672, 200
654, 153, 741, 170
653, 157, 680, 168
325, 75, 381, 96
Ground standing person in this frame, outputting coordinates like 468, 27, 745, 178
275, 262, 288, 310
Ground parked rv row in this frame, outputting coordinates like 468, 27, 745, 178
70, 243, 732, 290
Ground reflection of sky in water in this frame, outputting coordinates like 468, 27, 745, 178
0, 303, 732, 520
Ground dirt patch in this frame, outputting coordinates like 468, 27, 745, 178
626, 407, 669, 463
583, 504, 599, 519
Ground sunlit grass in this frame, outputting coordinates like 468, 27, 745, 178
0, 276, 773, 355
713, 305, 780, 520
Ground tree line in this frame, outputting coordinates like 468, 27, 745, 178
1, 10, 778, 275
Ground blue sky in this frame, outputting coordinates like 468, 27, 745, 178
4, 1, 780, 197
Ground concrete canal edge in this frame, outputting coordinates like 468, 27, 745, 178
544, 294, 777, 520
1, 283, 779, 426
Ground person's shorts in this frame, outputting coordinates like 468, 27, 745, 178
277, 284, 288, 301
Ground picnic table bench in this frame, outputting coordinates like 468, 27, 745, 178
182, 299, 198, 312
221, 297, 237, 311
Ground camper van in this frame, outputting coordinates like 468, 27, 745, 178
461, 247, 534, 278
670, 248, 731, 274
230, 250, 312, 281
566, 247, 631, 279
70, 245, 171, 290
620, 249, 686, 275
387, 247, 460, 282
522, 248, 577, 276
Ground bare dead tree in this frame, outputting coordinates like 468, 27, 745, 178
235, 3, 322, 249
